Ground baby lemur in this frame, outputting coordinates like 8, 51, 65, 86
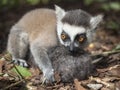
7, 5, 103, 83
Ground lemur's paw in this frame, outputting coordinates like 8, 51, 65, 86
13, 59, 28, 67
41, 69, 55, 84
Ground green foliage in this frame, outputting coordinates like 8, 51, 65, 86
0, 0, 19, 8
109, 2, 120, 11
84, 0, 120, 11
101, 2, 120, 11
0, 0, 119, 11
83, 0, 120, 30
12, 65, 32, 78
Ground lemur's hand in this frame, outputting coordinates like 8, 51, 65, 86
42, 68, 55, 84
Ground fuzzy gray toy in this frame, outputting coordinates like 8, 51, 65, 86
49, 46, 95, 82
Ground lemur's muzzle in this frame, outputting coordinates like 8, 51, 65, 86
69, 43, 74, 52
69, 43, 78, 53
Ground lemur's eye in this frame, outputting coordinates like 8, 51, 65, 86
61, 34, 66, 40
78, 34, 86, 43
79, 37, 84, 42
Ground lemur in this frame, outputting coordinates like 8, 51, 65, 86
7, 5, 103, 83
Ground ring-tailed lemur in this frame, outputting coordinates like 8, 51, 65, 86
7, 5, 103, 83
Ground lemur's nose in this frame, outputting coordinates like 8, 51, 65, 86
69, 43, 74, 52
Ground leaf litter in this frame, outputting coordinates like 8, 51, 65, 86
0, 35, 120, 90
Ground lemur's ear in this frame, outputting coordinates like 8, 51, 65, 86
55, 5, 66, 20
90, 14, 103, 29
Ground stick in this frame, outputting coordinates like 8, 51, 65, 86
13, 65, 25, 80
1, 79, 25, 90
91, 50, 120, 57
91, 50, 120, 64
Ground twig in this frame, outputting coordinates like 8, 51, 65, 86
0, 53, 27, 90
1, 65, 27, 90
0, 52, 25, 80
13, 64, 25, 80
91, 50, 120, 57
1, 79, 25, 90
91, 50, 120, 64
46, 83, 63, 89
92, 57, 104, 64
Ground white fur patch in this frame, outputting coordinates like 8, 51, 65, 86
55, 5, 66, 21
56, 21, 64, 45
63, 23, 86, 41
90, 14, 103, 29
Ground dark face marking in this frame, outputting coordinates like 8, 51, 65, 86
61, 31, 70, 42
61, 30, 87, 53
69, 33, 87, 52
62, 9, 91, 28
74, 33, 87, 45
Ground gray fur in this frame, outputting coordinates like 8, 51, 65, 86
55, 6, 103, 50
7, 26, 29, 67
7, 25, 55, 83
7, 8, 57, 83
30, 41, 55, 83
62, 9, 91, 27
49, 46, 94, 82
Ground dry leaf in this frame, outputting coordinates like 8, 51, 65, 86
107, 65, 120, 77
54, 72, 61, 83
29, 67, 41, 76
0, 58, 5, 73
74, 79, 86, 90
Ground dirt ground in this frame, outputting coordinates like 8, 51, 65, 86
0, 3, 120, 90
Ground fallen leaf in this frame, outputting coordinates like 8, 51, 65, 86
29, 67, 40, 76
0, 58, 5, 73
107, 65, 120, 77
59, 85, 71, 90
89, 76, 115, 89
101, 45, 111, 51
12, 65, 32, 78
74, 79, 86, 90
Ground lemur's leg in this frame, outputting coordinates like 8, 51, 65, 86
7, 26, 29, 67
30, 41, 55, 83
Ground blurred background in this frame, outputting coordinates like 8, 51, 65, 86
0, 0, 120, 53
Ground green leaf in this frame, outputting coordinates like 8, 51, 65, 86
109, 2, 120, 11
12, 65, 32, 78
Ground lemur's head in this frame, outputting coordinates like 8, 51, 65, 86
55, 5, 103, 52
